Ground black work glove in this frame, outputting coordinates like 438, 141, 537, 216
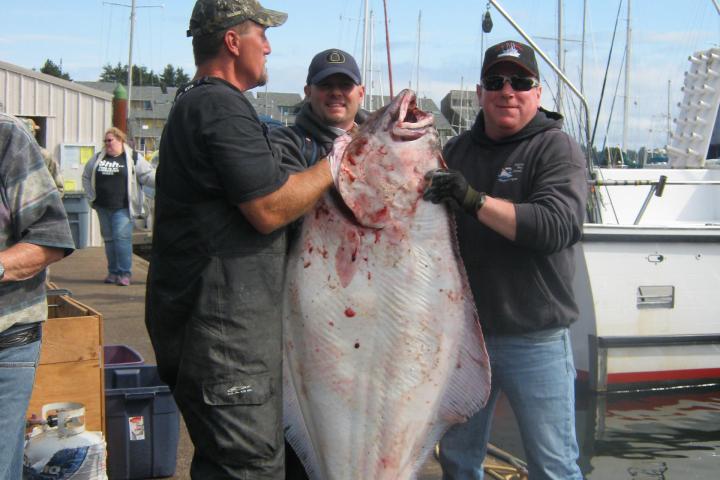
423, 168, 486, 215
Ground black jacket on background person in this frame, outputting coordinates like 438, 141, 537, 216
445, 108, 588, 335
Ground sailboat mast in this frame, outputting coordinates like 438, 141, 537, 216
667, 79, 671, 146
127, 0, 136, 134
369, 9, 374, 110
581, 0, 587, 95
361, 0, 370, 110
623, 0, 632, 151
557, 0, 563, 114
382, 0, 394, 98
416, 10, 421, 95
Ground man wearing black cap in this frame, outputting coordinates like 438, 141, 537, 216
145, 1, 334, 478
424, 40, 586, 479
270, 48, 366, 173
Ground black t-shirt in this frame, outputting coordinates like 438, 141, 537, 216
152, 77, 290, 258
93, 153, 128, 209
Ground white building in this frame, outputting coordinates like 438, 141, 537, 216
0, 60, 113, 247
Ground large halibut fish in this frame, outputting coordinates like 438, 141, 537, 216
283, 89, 490, 479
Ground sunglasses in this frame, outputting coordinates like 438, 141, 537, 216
482, 75, 539, 92
103, 138, 114, 143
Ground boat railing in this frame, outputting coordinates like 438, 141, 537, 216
589, 175, 720, 224
589, 334, 720, 392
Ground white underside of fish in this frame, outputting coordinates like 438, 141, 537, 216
283, 89, 490, 480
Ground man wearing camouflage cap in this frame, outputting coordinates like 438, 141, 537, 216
145, 1, 335, 478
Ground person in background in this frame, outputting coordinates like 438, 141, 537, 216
0, 112, 75, 479
269, 47, 365, 479
423, 40, 587, 480
82, 127, 155, 286
271, 48, 365, 172
20, 118, 64, 196
145, 1, 334, 478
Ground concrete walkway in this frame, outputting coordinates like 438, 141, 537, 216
50, 247, 446, 480
50, 247, 194, 479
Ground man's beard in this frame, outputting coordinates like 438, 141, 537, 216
254, 67, 268, 88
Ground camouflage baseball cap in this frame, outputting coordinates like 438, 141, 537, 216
187, 0, 287, 38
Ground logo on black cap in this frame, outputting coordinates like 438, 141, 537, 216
327, 51, 346, 64
497, 42, 522, 59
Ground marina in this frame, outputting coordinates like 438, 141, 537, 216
3, 0, 720, 478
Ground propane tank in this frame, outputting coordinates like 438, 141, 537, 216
24, 402, 107, 480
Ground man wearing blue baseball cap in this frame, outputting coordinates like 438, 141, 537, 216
270, 48, 366, 175
146, 2, 336, 478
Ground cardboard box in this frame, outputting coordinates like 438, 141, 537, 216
26, 292, 105, 433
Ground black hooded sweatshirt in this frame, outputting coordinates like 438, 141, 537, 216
444, 108, 588, 335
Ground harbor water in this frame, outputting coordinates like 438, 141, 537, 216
487, 385, 720, 479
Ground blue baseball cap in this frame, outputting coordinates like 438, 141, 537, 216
306, 49, 362, 85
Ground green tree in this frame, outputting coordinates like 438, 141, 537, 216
40, 59, 71, 80
159, 64, 191, 87
175, 68, 190, 86
99, 63, 160, 86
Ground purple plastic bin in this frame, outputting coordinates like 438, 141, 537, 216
104, 344, 144, 368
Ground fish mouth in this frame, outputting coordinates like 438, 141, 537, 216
390, 90, 435, 140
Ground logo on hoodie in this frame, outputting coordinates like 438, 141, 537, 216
497, 163, 524, 183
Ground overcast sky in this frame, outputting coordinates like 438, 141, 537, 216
1, 0, 718, 149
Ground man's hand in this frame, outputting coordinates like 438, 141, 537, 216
423, 168, 486, 215
328, 133, 352, 185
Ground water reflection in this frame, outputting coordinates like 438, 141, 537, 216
576, 386, 720, 479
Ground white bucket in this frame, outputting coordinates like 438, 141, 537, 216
24, 402, 107, 480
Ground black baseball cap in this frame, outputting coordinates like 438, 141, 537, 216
306, 49, 361, 85
482, 40, 539, 78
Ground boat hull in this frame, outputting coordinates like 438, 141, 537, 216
573, 224, 720, 390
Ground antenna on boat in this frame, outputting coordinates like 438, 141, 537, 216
382, 0, 394, 98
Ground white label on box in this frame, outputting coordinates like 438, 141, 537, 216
129, 416, 146, 441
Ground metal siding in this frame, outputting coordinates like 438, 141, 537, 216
51, 85, 68, 143
65, 90, 79, 142
78, 94, 95, 144
6, 72, 21, 113
0, 70, 6, 112
36, 82, 51, 117
20, 76, 37, 115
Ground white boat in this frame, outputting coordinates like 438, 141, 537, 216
572, 47, 720, 391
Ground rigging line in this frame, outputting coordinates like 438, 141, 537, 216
565, 87, 582, 145
564, 91, 579, 143
589, 0, 624, 150
601, 47, 626, 157
598, 47, 626, 225
382, 0, 394, 98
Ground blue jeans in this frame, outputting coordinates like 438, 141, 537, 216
0, 324, 42, 480
439, 327, 582, 480
96, 207, 133, 277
